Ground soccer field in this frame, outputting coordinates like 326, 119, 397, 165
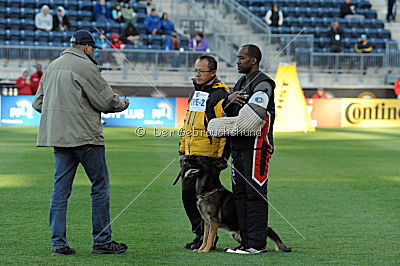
0, 127, 399, 265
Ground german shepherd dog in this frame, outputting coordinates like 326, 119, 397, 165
184, 156, 291, 253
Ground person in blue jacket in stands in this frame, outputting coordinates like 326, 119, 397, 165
145, 8, 161, 35
160, 12, 175, 35
93, 0, 112, 23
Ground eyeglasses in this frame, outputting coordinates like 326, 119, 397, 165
193, 69, 213, 74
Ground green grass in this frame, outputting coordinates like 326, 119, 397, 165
0, 127, 399, 265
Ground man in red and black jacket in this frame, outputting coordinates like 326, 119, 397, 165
30, 64, 43, 94
208, 44, 275, 254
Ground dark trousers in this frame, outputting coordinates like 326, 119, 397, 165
181, 156, 222, 238
387, 0, 396, 20
231, 149, 269, 250
50, 145, 112, 249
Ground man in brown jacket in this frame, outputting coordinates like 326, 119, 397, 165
33, 30, 129, 256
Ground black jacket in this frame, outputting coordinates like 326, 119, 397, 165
52, 14, 70, 30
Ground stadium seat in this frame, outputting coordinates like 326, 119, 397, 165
107, 22, 120, 34
377, 29, 391, 39
51, 31, 63, 42
22, 30, 35, 42
94, 20, 108, 32
35, 30, 50, 42
315, 26, 328, 37
21, 19, 35, 31
64, 1, 79, 11
77, 21, 92, 31
67, 9, 78, 22
0, 0, 6, 8
7, 0, 20, 8
285, 17, 299, 27
79, 1, 93, 12
62, 31, 73, 42
6, 18, 20, 30
303, 26, 316, 35
78, 10, 92, 22
298, 17, 311, 27
236, 0, 249, 7
133, 3, 147, 14
9, 7, 21, 18
22, 8, 36, 20
351, 27, 364, 38
136, 22, 147, 34
0, 17, 5, 30
248, 0, 264, 7
9, 29, 20, 41
21, 0, 35, 9
310, 17, 324, 26
21, 40, 34, 46
364, 28, 378, 38
136, 12, 146, 24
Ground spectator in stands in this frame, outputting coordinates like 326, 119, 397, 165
122, 22, 139, 45
393, 77, 400, 99
311, 88, 328, 99
355, 34, 372, 53
189, 32, 208, 51
160, 12, 175, 35
121, 1, 136, 23
30, 64, 43, 94
145, 8, 161, 35
265, 3, 283, 27
94, 32, 112, 66
53, 6, 70, 32
94, 0, 112, 23
16, 70, 33, 95
163, 33, 182, 67
328, 20, 344, 53
110, 33, 125, 49
387, 0, 397, 22
340, 0, 355, 18
35, 5, 53, 32
111, 4, 124, 23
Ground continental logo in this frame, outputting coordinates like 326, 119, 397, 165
345, 102, 400, 124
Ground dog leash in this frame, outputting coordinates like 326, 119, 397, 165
197, 188, 224, 200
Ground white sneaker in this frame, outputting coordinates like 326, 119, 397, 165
228, 247, 268, 254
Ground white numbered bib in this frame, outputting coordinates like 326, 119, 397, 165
189, 91, 209, 112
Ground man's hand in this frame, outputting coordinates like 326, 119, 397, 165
227, 91, 248, 106
123, 98, 130, 107
179, 155, 185, 169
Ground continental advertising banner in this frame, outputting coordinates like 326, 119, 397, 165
341, 98, 400, 128
0, 96, 41, 126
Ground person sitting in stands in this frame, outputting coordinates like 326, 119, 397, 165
328, 20, 344, 53
189, 32, 208, 51
122, 22, 139, 45
16, 70, 33, 95
30, 64, 43, 95
355, 34, 372, 53
111, 4, 124, 23
145, 8, 161, 35
35, 5, 53, 32
110, 33, 125, 49
340, 0, 355, 18
94, 0, 112, 23
311, 88, 328, 99
160, 12, 175, 34
121, 0, 136, 22
265, 3, 283, 27
53, 6, 70, 31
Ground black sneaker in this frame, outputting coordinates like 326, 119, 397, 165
184, 237, 201, 249
92, 241, 128, 254
211, 235, 219, 250
51, 246, 76, 256
224, 245, 243, 253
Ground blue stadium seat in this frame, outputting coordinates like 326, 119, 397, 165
370, 38, 386, 49
375, 48, 385, 54
285, 17, 299, 27
139, 33, 148, 44
377, 29, 391, 39
94, 20, 108, 32
21, 0, 35, 9
136, 22, 147, 34
372, 19, 384, 29
78, 10, 92, 22
248, 6, 262, 17
351, 27, 364, 38
21, 40, 34, 46
67, 9, 78, 22
77, 21, 92, 31
298, 17, 311, 27
52, 41, 63, 47
35, 30, 50, 42
248, 0, 264, 7
51, 31, 63, 42
7, 0, 20, 8
107, 22, 120, 34
62, 31, 73, 42
147, 44, 161, 50
0, 0, 6, 8
286, 0, 297, 7
358, 1, 372, 9
0, 17, 5, 30
9, 7, 20, 18
315, 26, 328, 37
64, 1, 79, 11
9, 29, 20, 41
270, 26, 280, 34
148, 34, 162, 45
79, 1, 93, 12
303, 26, 316, 35
22, 30, 35, 41
7, 18, 20, 30
21, 19, 35, 31
280, 26, 291, 34
364, 28, 378, 38
365, 10, 377, 19
22, 7, 36, 20
343, 37, 357, 49
310, 17, 324, 26
0, 7, 5, 19
133, 3, 147, 14
136, 12, 146, 23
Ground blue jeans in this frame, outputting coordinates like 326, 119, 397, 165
50, 145, 112, 249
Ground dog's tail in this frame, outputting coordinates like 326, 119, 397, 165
267, 227, 292, 252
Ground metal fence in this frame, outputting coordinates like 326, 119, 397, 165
0, 45, 218, 72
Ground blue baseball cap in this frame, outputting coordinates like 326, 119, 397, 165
70, 30, 102, 49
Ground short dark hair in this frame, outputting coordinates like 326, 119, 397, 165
151, 8, 156, 12
197, 55, 217, 71
242, 44, 262, 65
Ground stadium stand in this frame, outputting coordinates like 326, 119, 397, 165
0, 0, 188, 50
237, 0, 393, 53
